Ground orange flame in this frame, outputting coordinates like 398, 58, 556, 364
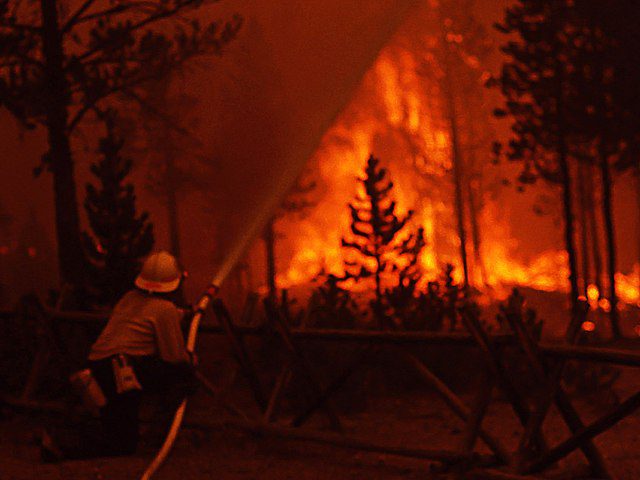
273, 30, 639, 309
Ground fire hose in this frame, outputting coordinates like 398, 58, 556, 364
139, 5, 419, 476
139, 155, 317, 480
139, 283, 219, 480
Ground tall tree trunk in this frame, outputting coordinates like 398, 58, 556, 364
585, 164, 604, 297
558, 150, 580, 328
466, 154, 488, 287
445, 81, 470, 289
636, 168, 640, 295
264, 217, 277, 302
556, 73, 580, 335
577, 162, 591, 296
40, 0, 85, 287
140, 77, 182, 259
165, 153, 181, 259
599, 144, 620, 338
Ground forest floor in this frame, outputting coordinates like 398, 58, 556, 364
2, 365, 640, 480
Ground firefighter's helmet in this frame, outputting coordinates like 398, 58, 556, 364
135, 251, 182, 293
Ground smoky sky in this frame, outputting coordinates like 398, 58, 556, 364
0, 0, 637, 300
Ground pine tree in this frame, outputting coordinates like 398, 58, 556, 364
340, 154, 413, 328
492, 0, 583, 329
0, 0, 240, 288
308, 273, 359, 330
417, 0, 495, 288
384, 227, 427, 329
83, 111, 154, 305
568, 1, 640, 337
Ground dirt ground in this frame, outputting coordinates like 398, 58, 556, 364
2, 365, 640, 480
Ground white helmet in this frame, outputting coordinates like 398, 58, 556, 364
135, 251, 182, 293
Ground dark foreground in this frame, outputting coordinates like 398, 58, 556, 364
2, 368, 640, 480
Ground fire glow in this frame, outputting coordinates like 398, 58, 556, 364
273, 26, 639, 307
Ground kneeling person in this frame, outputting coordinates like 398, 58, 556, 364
43, 251, 196, 460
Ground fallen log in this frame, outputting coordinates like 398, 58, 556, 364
539, 344, 640, 367
527, 389, 640, 474
187, 418, 498, 466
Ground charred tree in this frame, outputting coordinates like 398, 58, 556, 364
264, 217, 277, 303
466, 153, 488, 287
492, 0, 582, 323
263, 171, 317, 303
142, 76, 184, 259
576, 163, 591, 296
427, 0, 495, 289
636, 172, 640, 290
444, 72, 470, 290
558, 112, 581, 325
0, 0, 241, 290
569, 1, 640, 337
39, 0, 84, 287
129, 74, 213, 262
340, 154, 413, 329
83, 111, 154, 306
599, 146, 620, 335
585, 166, 604, 297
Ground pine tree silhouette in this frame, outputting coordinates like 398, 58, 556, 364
83, 111, 154, 305
491, 0, 583, 329
341, 154, 413, 328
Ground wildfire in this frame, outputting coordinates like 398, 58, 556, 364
273, 24, 639, 309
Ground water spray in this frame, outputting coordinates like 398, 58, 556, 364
140, 2, 419, 477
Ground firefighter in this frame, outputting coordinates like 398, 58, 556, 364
41, 251, 197, 461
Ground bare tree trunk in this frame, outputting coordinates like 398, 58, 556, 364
577, 162, 591, 296
555, 73, 580, 334
558, 152, 580, 332
466, 155, 488, 287
445, 82, 470, 289
585, 165, 604, 297
599, 145, 620, 338
40, 0, 85, 288
264, 217, 277, 302
165, 154, 181, 259
636, 168, 640, 294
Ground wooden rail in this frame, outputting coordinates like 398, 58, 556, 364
4, 299, 640, 479
29, 307, 640, 367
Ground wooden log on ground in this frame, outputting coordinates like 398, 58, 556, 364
467, 469, 544, 479
508, 307, 582, 468
402, 352, 511, 465
501, 300, 612, 479
46, 308, 519, 344
190, 418, 498, 466
292, 345, 373, 428
211, 300, 268, 411
460, 309, 532, 430
264, 366, 291, 423
263, 299, 343, 431
527, 389, 640, 474
0, 394, 67, 413
195, 371, 250, 421
539, 344, 640, 367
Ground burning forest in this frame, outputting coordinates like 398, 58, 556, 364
0, 1, 639, 479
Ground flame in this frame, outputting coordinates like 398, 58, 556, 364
272, 28, 640, 309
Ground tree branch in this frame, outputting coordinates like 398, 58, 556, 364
119, 87, 203, 145
61, 0, 97, 34
67, 1, 161, 31
73, 0, 202, 64
67, 68, 170, 133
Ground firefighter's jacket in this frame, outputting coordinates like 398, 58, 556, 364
88, 289, 189, 364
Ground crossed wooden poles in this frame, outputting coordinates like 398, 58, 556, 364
208, 296, 640, 479
4, 294, 640, 478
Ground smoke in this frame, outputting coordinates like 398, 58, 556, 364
171, 0, 420, 293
